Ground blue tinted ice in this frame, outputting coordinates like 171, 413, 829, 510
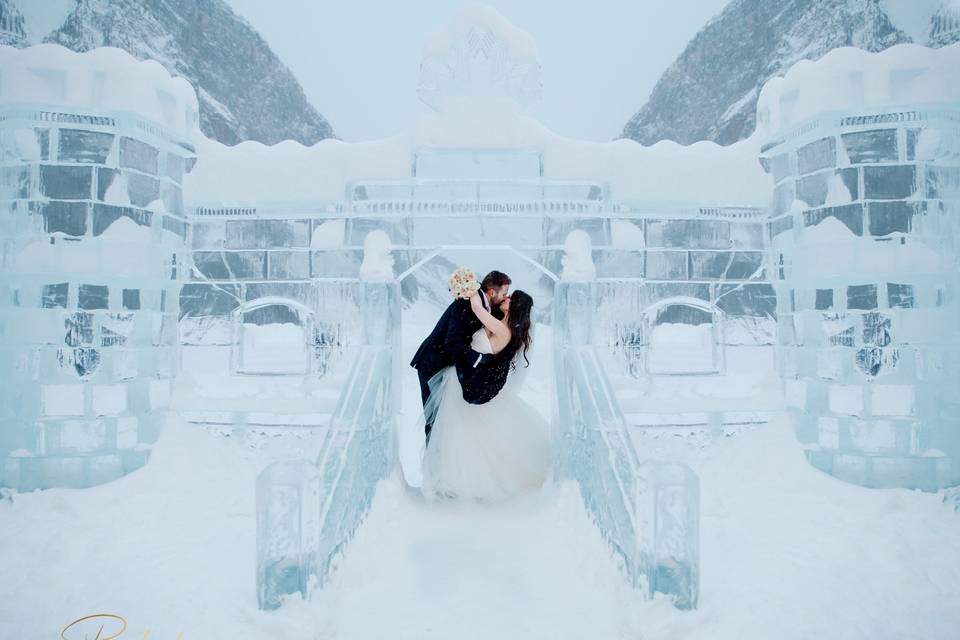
635, 461, 700, 610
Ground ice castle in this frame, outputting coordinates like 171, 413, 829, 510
0, 6, 958, 612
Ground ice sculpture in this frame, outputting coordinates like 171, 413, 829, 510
560, 230, 597, 281
418, 5, 542, 111
358, 229, 395, 282
15, 15, 960, 624
0, 45, 197, 491
757, 45, 960, 490
635, 461, 700, 610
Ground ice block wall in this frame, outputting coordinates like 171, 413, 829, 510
183, 208, 373, 378
0, 45, 198, 490
758, 45, 960, 490
579, 207, 774, 377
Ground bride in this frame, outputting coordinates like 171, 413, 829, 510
421, 289, 552, 502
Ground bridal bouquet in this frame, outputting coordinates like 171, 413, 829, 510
449, 267, 481, 300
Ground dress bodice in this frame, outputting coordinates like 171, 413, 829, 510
471, 328, 494, 354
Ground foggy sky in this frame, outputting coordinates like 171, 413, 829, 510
226, 0, 731, 142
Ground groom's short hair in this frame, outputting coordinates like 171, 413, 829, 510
481, 270, 512, 291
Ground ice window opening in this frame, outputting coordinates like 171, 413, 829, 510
233, 299, 314, 376
643, 298, 724, 376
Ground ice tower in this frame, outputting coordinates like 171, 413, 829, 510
758, 45, 960, 490
0, 45, 198, 490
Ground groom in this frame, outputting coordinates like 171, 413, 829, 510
410, 270, 513, 444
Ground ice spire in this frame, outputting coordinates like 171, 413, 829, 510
417, 4, 543, 112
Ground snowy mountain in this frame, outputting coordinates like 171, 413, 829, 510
6, 0, 334, 146
622, 0, 958, 146
928, 0, 960, 45
0, 0, 26, 46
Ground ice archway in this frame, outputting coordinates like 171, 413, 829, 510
231, 297, 315, 376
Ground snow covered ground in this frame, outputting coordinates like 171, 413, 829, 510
2, 411, 958, 639
1, 311, 959, 639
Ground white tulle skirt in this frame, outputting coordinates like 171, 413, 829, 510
421, 367, 552, 503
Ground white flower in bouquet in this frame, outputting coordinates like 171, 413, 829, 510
449, 267, 481, 300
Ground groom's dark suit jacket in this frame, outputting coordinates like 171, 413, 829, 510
410, 297, 512, 407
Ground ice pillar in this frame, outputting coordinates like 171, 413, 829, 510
256, 461, 322, 610
635, 461, 700, 610
359, 230, 397, 347
557, 230, 597, 346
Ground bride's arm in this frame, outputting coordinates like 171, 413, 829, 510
470, 293, 510, 341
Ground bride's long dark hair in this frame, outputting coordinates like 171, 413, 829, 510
504, 290, 534, 368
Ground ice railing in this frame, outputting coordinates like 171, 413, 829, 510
759, 104, 960, 153
0, 104, 197, 153
255, 281, 400, 610
189, 200, 764, 222
350, 200, 608, 214
554, 281, 700, 609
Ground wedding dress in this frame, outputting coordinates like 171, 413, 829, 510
421, 328, 551, 502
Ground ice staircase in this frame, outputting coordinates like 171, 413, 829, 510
254, 281, 701, 618
308, 475, 635, 638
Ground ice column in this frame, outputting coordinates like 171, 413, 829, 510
556, 230, 596, 346
359, 230, 397, 347
256, 461, 321, 610
634, 461, 700, 610
757, 46, 960, 490
0, 46, 198, 491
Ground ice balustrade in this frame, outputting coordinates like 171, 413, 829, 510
0, 105, 194, 491
350, 179, 605, 208
554, 280, 700, 609
762, 105, 960, 490
182, 200, 774, 436
256, 282, 399, 610
184, 204, 772, 300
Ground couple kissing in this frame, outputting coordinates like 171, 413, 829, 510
410, 270, 551, 502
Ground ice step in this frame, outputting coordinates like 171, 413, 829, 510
624, 410, 776, 429
182, 411, 333, 428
